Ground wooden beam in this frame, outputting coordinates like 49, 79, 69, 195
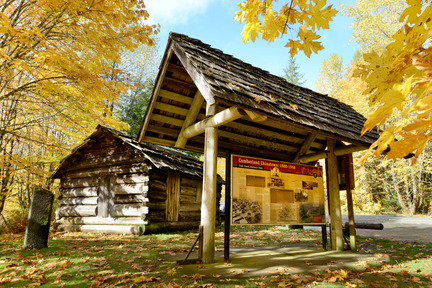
146, 125, 179, 138
56, 217, 146, 225
201, 103, 218, 264
216, 141, 295, 163
57, 205, 97, 217
154, 102, 189, 116
163, 76, 197, 91
159, 89, 193, 104
63, 164, 149, 179
141, 136, 176, 147
326, 139, 344, 251
218, 130, 298, 153
151, 114, 184, 127
167, 62, 192, 76
196, 109, 324, 149
267, 115, 374, 149
182, 107, 244, 139
292, 132, 317, 163
222, 119, 323, 149
245, 110, 267, 122
298, 144, 366, 163
175, 90, 205, 148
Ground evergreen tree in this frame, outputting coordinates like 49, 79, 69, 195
120, 79, 154, 137
282, 58, 306, 86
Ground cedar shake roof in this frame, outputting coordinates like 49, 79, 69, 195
52, 125, 223, 183
137, 32, 379, 163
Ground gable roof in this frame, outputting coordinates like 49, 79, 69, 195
52, 125, 222, 182
137, 32, 379, 163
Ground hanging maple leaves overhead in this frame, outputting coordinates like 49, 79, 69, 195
236, 0, 432, 162
356, 1, 432, 163
235, 0, 338, 57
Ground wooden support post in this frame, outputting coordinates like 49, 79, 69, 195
346, 187, 356, 250
325, 163, 332, 249
326, 139, 344, 251
201, 103, 218, 264
345, 154, 356, 251
224, 152, 232, 261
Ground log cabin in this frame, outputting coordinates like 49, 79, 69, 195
51, 125, 223, 235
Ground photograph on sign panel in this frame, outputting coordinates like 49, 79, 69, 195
231, 155, 325, 225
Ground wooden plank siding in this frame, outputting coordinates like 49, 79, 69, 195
55, 132, 151, 234
53, 125, 222, 235
166, 172, 181, 221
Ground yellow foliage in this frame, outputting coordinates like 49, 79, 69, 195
0, 0, 159, 210
297, 25, 324, 58
235, 0, 337, 57
358, 1, 432, 163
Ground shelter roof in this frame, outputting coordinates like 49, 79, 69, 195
52, 125, 222, 182
137, 32, 379, 163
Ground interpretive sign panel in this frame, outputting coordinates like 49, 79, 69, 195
230, 154, 325, 225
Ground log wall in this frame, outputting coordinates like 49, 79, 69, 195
55, 135, 150, 234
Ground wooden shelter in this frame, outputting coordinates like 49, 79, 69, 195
52, 125, 223, 235
137, 33, 380, 263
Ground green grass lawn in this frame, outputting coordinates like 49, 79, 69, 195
1, 225, 431, 287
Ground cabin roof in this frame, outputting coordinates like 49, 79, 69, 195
52, 125, 223, 182
137, 32, 379, 163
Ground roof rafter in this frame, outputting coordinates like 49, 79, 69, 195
171, 42, 215, 105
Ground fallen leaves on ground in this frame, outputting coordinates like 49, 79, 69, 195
1, 227, 432, 287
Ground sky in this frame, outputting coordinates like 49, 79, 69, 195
145, 0, 359, 91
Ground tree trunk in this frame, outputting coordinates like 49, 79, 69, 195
390, 172, 408, 213
0, 187, 7, 216
0, 165, 14, 216
24, 186, 54, 250
403, 174, 414, 216
411, 170, 419, 214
